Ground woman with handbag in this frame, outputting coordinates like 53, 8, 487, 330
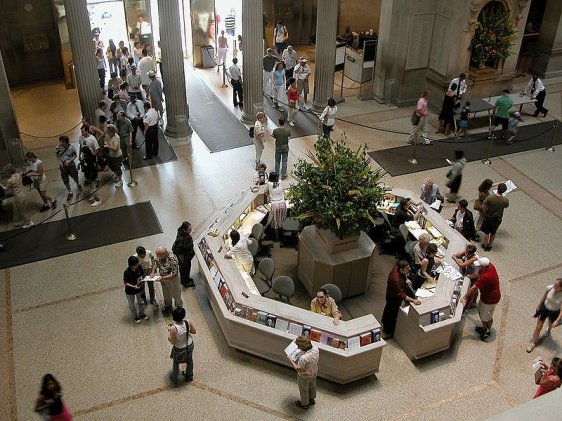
168, 307, 196, 385
473, 179, 493, 232
319, 97, 338, 139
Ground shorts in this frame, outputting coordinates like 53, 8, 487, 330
481, 216, 502, 235
478, 300, 497, 322
493, 116, 508, 130
297, 79, 309, 95
33, 177, 47, 192
536, 303, 560, 323
458, 120, 468, 128
59, 163, 78, 185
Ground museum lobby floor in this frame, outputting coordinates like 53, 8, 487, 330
1, 68, 562, 420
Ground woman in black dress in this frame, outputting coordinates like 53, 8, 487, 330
437, 83, 458, 135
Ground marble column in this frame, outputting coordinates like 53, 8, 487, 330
532, 0, 562, 78
241, 0, 264, 123
63, 0, 101, 122
158, 0, 192, 137
0, 52, 23, 167
312, 0, 338, 111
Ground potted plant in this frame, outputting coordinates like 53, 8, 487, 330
469, 10, 515, 69
289, 135, 386, 252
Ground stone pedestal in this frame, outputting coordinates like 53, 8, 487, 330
312, 0, 338, 111
158, 0, 192, 137
241, 0, 264, 123
298, 226, 376, 298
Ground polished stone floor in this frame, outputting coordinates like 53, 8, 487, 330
1, 63, 562, 420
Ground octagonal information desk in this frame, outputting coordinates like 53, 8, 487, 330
195, 187, 386, 384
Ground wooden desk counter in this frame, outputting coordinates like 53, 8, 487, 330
196, 187, 386, 384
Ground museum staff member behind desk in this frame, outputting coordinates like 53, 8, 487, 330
391, 197, 422, 228
310, 288, 341, 325
382, 260, 421, 339
224, 229, 255, 274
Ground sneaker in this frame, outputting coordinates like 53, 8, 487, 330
545, 329, 551, 337
91, 199, 102, 207
526, 343, 536, 353
77, 184, 83, 192
480, 329, 491, 341
51, 199, 57, 209
88, 196, 95, 203
423, 141, 432, 145
303, 104, 310, 110
475, 326, 486, 334
278, 107, 284, 112
140, 314, 149, 320
272, 104, 278, 108
134, 316, 141, 324
295, 400, 309, 410
40, 204, 50, 212
66, 193, 73, 201
23, 221, 34, 229
288, 120, 295, 127
115, 180, 123, 187
309, 399, 316, 405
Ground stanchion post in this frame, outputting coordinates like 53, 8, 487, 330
482, 136, 493, 165
545, 122, 557, 152
63, 203, 77, 241
221, 62, 228, 88
127, 153, 138, 187
408, 136, 418, 165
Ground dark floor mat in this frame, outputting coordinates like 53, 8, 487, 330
262, 93, 322, 138
368, 121, 560, 176
130, 127, 177, 169
186, 73, 252, 153
0, 201, 162, 269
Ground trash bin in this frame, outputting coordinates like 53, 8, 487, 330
201, 45, 215, 69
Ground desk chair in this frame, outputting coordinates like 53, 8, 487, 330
272, 276, 294, 303
399, 224, 409, 242
247, 238, 259, 262
280, 217, 300, 249
251, 223, 272, 257
253, 258, 275, 296
404, 240, 418, 262
321, 283, 343, 304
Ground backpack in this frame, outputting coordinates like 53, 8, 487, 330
249, 126, 255, 138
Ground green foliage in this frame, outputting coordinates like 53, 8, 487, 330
470, 10, 516, 68
288, 135, 386, 239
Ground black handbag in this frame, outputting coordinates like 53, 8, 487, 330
411, 111, 420, 126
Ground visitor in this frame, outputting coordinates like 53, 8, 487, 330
217, 30, 228, 70
473, 178, 494, 233
410, 90, 431, 145
143, 102, 159, 160
172, 221, 196, 288
1, 165, 32, 228
436, 83, 457, 135
272, 62, 286, 111
413, 243, 441, 290
253, 163, 268, 185
319, 97, 337, 139
445, 149, 466, 203
123, 255, 148, 323
452, 244, 479, 309
25, 152, 56, 212
264, 171, 287, 240
287, 335, 319, 410
34, 374, 73, 420
282, 45, 297, 83
79, 146, 101, 207
533, 357, 561, 399
505, 111, 523, 144
152, 246, 183, 315
293, 57, 311, 110
481, 182, 509, 251
272, 117, 291, 179
104, 124, 123, 187
55, 136, 82, 202
228, 58, 243, 107
224, 229, 254, 274
253, 112, 268, 169
419, 177, 440, 205
449, 199, 477, 241
286, 77, 298, 126
273, 21, 289, 55
456, 101, 471, 138
133, 245, 159, 307
489, 89, 513, 139
262, 48, 277, 96
167, 307, 196, 385
526, 278, 562, 353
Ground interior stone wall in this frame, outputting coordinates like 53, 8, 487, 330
338, 0, 381, 36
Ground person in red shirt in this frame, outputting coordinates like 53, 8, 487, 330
534, 357, 561, 399
461, 257, 501, 341
382, 260, 421, 338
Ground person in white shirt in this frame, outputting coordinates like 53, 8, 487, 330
527, 278, 562, 353
224, 229, 254, 274
136, 14, 152, 51
134, 245, 159, 308
79, 125, 100, 158
253, 112, 267, 169
319, 97, 337, 139
228, 58, 243, 107
143, 102, 159, 159
137, 48, 154, 93
273, 21, 289, 55
126, 65, 143, 101
524, 74, 548, 117
293, 57, 311, 109
264, 172, 287, 240
282, 45, 297, 83
449, 73, 467, 98
126, 96, 145, 148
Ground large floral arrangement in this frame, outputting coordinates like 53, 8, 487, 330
470, 10, 515, 68
288, 135, 386, 239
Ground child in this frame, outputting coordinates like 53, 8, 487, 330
457, 101, 471, 137
506, 111, 523, 144
107, 72, 122, 101
286, 77, 298, 127
253, 163, 268, 185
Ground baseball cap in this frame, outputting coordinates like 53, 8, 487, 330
287, 45, 293, 50
300, 57, 307, 62
148, 70, 155, 76
130, 64, 136, 69
474, 257, 490, 267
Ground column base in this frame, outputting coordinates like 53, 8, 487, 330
164, 114, 193, 138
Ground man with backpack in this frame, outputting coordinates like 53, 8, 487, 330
273, 21, 289, 55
